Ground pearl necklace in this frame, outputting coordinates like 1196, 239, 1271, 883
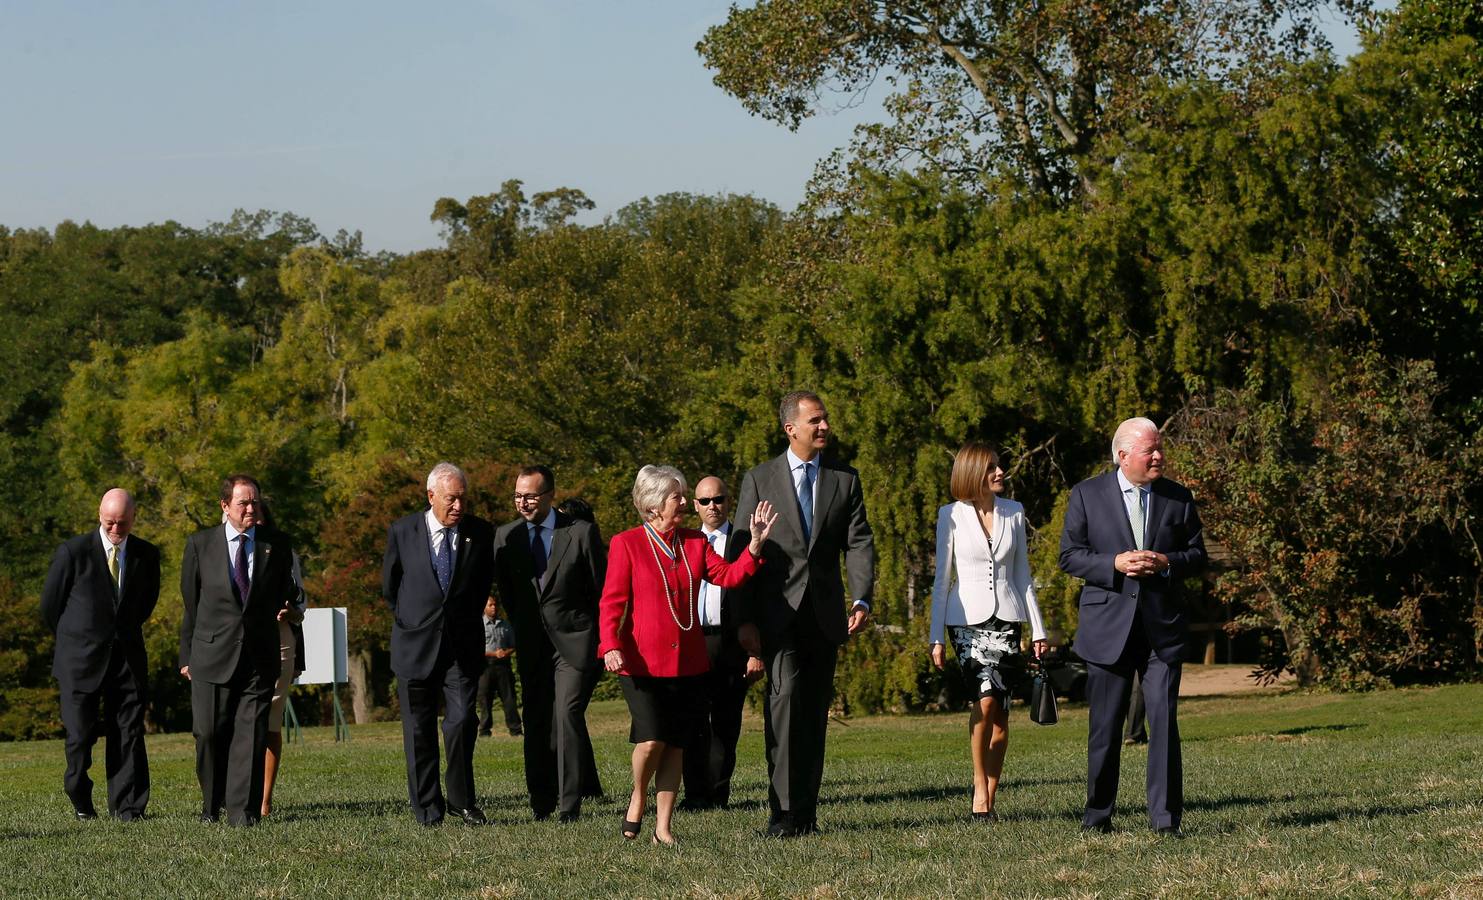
643, 523, 696, 632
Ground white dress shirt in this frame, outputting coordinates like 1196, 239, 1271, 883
99, 528, 126, 593
785, 448, 820, 518
424, 509, 458, 568
224, 521, 255, 581
698, 522, 731, 627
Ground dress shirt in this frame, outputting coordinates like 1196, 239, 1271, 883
424, 508, 458, 568
484, 615, 516, 653
1116, 469, 1149, 548
224, 521, 255, 581
785, 448, 820, 519
697, 522, 731, 627
98, 528, 126, 593
526, 508, 556, 561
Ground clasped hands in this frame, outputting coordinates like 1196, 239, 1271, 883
1115, 549, 1170, 578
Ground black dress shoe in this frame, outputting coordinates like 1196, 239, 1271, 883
198, 812, 219, 824
765, 814, 799, 838
558, 811, 580, 824
971, 810, 998, 823
1154, 825, 1183, 838
74, 808, 98, 821
114, 811, 144, 823
1082, 820, 1114, 834
509, 726, 523, 737
451, 806, 487, 826
420, 817, 444, 828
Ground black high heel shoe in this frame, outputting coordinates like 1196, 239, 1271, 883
621, 816, 643, 840
971, 810, 998, 822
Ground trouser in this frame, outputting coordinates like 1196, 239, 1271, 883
763, 599, 838, 826
59, 652, 150, 817
1084, 621, 1183, 830
1124, 668, 1148, 743
192, 653, 274, 825
397, 642, 479, 824
683, 631, 749, 808
516, 640, 600, 817
477, 656, 521, 733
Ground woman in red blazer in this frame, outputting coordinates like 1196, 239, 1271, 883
601, 465, 776, 846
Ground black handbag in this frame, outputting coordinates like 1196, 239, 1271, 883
1029, 670, 1059, 726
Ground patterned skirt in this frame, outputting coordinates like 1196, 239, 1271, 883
948, 617, 1030, 702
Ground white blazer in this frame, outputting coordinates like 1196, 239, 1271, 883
928, 499, 1047, 645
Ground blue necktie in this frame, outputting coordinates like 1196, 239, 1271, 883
434, 528, 452, 593
797, 462, 814, 538
233, 536, 250, 606
530, 524, 547, 580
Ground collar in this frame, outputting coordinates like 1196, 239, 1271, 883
1116, 468, 1147, 495
98, 529, 127, 554
424, 508, 457, 536
529, 508, 557, 532
701, 521, 731, 540
225, 521, 255, 542
785, 448, 817, 473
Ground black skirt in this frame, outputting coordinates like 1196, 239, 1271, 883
619, 674, 704, 747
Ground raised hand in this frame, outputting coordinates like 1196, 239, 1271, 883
748, 500, 779, 553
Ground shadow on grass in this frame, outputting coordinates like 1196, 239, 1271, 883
1266, 799, 1464, 829
1273, 724, 1362, 736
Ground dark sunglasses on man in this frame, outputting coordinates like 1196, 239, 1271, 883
694, 495, 727, 507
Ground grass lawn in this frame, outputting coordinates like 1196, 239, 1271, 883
1, 682, 1480, 898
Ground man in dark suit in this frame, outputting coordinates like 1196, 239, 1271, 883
681, 475, 762, 811
179, 474, 298, 826
733, 391, 876, 837
42, 488, 160, 822
493, 465, 606, 822
382, 462, 496, 826
1059, 417, 1207, 835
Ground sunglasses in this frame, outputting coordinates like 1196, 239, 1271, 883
694, 495, 727, 507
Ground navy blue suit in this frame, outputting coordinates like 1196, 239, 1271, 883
383, 510, 495, 824
1059, 469, 1205, 831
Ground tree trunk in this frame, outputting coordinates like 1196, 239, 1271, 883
1279, 621, 1322, 687
348, 648, 373, 724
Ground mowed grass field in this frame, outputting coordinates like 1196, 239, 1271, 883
1, 682, 1480, 898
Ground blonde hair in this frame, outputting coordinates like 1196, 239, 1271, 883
949, 442, 999, 502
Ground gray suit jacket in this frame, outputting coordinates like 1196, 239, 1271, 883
493, 512, 606, 670
732, 453, 875, 646
179, 524, 297, 685
1058, 470, 1207, 665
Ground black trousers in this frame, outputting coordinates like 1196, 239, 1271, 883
762, 598, 838, 826
1084, 619, 1183, 831
515, 637, 600, 818
396, 642, 479, 825
477, 656, 521, 734
682, 632, 749, 808
59, 652, 150, 817
192, 653, 273, 825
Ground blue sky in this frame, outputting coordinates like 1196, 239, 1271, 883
1, 1, 1370, 253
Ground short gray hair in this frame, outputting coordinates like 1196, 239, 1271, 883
1111, 418, 1159, 464
779, 390, 822, 428
632, 465, 687, 521
426, 461, 467, 491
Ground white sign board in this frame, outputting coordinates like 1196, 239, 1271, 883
296, 607, 348, 685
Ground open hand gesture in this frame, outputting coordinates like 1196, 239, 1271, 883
748, 500, 779, 554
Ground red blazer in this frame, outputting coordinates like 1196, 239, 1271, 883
599, 525, 761, 677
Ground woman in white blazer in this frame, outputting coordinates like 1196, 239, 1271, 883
929, 442, 1047, 821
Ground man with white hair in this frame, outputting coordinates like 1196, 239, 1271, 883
1059, 417, 1207, 836
42, 488, 161, 822
383, 462, 496, 826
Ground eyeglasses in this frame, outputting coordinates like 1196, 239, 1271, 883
694, 495, 727, 507
513, 491, 551, 503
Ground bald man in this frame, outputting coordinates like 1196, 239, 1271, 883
42, 489, 161, 821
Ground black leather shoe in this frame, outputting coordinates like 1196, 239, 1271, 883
420, 817, 443, 828
451, 806, 487, 826
765, 814, 799, 838
509, 726, 523, 737
971, 810, 998, 823
198, 812, 219, 824
1082, 820, 1114, 834
1154, 825, 1183, 838
74, 808, 98, 821
115, 811, 144, 823
558, 811, 580, 824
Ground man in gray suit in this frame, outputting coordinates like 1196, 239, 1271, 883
179, 475, 298, 826
493, 465, 606, 822
734, 391, 875, 837
1059, 417, 1206, 835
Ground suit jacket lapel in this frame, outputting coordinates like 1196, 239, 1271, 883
542, 520, 573, 598
1145, 481, 1165, 549
249, 529, 273, 608
88, 537, 118, 609
1105, 471, 1138, 550
770, 454, 808, 551
447, 529, 473, 597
